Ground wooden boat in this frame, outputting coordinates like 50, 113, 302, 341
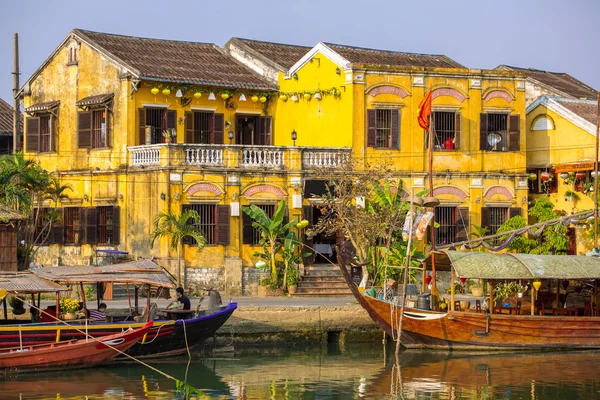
0, 263, 237, 358
0, 321, 152, 373
338, 249, 600, 350
0, 302, 237, 358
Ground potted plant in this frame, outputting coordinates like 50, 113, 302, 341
8, 295, 25, 315
564, 190, 580, 202
493, 281, 527, 306
60, 298, 80, 320
470, 281, 484, 297
162, 129, 174, 144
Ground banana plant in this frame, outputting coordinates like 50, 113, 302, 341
243, 200, 299, 287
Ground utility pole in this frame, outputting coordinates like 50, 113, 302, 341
12, 33, 20, 152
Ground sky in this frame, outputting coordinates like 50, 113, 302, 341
0, 0, 598, 105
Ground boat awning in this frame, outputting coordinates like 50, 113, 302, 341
75, 93, 114, 109
0, 272, 66, 294
31, 260, 175, 288
24, 100, 60, 115
423, 250, 600, 280
0, 205, 24, 221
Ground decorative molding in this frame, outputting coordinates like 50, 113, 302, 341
413, 76, 424, 85
367, 85, 409, 98
471, 178, 483, 187
94, 197, 117, 205
286, 42, 351, 78
470, 79, 481, 88
243, 184, 286, 198
483, 89, 514, 103
413, 177, 424, 186
432, 186, 468, 200
484, 186, 515, 200
432, 87, 466, 102
526, 95, 596, 135
186, 183, 223, 196
531, 115, 555, 131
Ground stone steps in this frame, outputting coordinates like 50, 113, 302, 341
294, 264, 352, 296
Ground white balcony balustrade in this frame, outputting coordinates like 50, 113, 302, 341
129, 145, 161, 166
303, 149, 351, 169
240, 147, 286, 168
184, 145, 224, 166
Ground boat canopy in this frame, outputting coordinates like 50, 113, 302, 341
0, 272, 66, 293
31, 260, 175, 288
423, 250, 600, 280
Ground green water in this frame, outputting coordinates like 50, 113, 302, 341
2, 343, 599, 399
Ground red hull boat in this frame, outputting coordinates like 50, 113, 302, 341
0, 321, 152, 373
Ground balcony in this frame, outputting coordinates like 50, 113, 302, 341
127, 144, 351, 170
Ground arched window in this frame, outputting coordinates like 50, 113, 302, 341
532, 116, 554, 131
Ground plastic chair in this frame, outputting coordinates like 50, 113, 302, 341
454, 301, 461, 311
475, 299, 482, 313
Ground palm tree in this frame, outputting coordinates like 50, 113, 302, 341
149, 209, 206, 286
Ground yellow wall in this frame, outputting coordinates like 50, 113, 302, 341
275, 53, 353, 148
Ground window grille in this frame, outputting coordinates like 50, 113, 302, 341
432, 111, 456, 150
193, 112, 213, 144
487, 113, 508, 152
92, 109, 107, 148
64, 208, 81, 244
375, 109, 392, 148
435, 207, 456, 245
146, 108, 165, 144
182, 204, 216, 245
97, 206, 114, 245
489, 207, 508, 243
40, 116, 51, 153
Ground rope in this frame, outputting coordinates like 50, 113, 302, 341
136, 320, 175, 345
9, 293, 181, 384
182, 319, 191, 360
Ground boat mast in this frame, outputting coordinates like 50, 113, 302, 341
594, 91, 600, 251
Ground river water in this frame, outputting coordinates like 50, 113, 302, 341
2, 343, 599, 399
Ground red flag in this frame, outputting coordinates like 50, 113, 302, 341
417, 89, 432, 131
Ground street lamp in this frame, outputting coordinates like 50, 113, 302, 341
291, 130, 297, 146
228, 130, 234, 144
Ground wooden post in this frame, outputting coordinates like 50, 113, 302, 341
96, 282, 101, 310
37, 293, 40, 309
134, 287, 139, 315
530, 286, 535, 315
450, 265, 455, 311
12, 33, 20, 152
146, 284, 151, 320
556, 280, 560, 309
422, 268, 427, 293
55, 292, 60, 318
489, 280, 494, 314
80, 282, 87, 313
2, 298, 7, 319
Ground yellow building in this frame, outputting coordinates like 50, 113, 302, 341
526, 95, 599, 254
21, 30, 529, 294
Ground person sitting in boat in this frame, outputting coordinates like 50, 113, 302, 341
30, 307, 40, 323
89, 303, 107, 322
166, 287, 192, 318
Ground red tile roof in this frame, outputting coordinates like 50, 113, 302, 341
555, 98, 598, 125
0, 98, 16, 135
500, 65, 597, 100
74, 29, 276, 91
232, 38, 312, 70
324, 43, 465, 69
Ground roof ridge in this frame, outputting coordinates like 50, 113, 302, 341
73, 28, 216, 47
234, 37, 311, 49
323, 42, 449, 58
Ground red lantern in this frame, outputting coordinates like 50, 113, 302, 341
460, 278, 467, 284
540, 172, 550, 182
425, 275, 432, 285
576, 172, 586, 180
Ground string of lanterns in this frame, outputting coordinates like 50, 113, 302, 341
144, 82, 342, 105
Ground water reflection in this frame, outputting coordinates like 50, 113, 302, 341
2, 343, 600, 399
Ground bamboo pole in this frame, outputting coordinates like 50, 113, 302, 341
135, 287, 139, 315
2, 298, 7, 319
55, 292, 60, 318
80, 282, 87, 313
530, 286, 535, 315
594, 91, 600, 250
450, 265, 455, 311
395, 188, 416, 360
146, 284, 151, 320
489, 280, 494, 314
556, 280, 560, 309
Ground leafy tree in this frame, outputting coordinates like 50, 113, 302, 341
149, 209, 206, 286
0, 153, 71, 269
243, 200, 299, 287
496, 215, 537, 253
